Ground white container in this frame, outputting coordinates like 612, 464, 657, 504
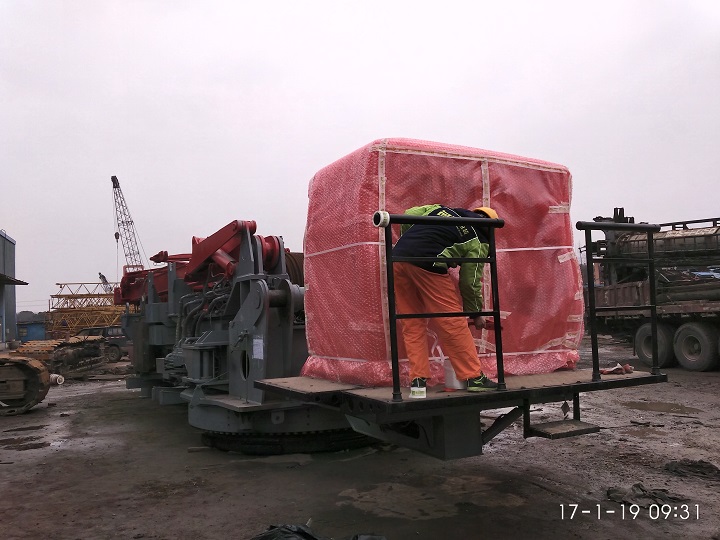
443, 359, 465, 390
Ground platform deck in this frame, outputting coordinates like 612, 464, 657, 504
256, 369, 667, 418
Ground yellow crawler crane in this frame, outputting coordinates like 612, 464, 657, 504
13, 335, 108, 377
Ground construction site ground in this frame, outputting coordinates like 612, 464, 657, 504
2, 337, 720, 540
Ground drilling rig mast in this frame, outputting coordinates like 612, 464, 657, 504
111, 175, 146, 271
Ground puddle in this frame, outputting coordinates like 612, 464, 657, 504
620, 401, 701, 414
337, 476, 525, 520
618, 427, 668, 439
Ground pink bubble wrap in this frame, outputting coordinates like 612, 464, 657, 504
301, 138, 584, 387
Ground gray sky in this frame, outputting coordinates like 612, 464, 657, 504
2, 0, 719, 312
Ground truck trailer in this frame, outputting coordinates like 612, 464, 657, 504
586, 207, 720, 372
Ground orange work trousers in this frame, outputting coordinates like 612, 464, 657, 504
394, 262, 481, 381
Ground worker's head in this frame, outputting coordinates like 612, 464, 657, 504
473, 206, 498, 220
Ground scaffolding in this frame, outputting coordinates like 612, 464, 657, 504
45, 282, 125, 339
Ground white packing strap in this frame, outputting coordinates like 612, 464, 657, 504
567, 314, 584, 323
548, 204, 570, 214
563, 331, 582, 347
478, 350, 572, 357
514, 331, 584, 354
305, 241, 382, 258
499, 245, 574, 253
377, 141, 391, 364
481, 160, 490, 206
537, 336, 566, 350
382, 146, 569, 174
557, 250, 575, 263
311, 355, 370, 363
474, 337, 496, 354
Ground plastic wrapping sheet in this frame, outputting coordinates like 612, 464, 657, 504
301, 138, 584, 387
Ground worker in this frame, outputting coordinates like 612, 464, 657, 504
392, 204, 499, 398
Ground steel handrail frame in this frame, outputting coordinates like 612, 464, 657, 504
373, 211, 506, 401
576, 221, 662, 380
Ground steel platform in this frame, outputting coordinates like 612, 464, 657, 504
255, 370, 667, 459
256, 369, 667, 421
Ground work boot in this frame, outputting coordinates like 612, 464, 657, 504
410, 377, 427, 399
466, 374, 498, 392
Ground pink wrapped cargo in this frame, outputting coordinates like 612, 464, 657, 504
301, 138, 584, 387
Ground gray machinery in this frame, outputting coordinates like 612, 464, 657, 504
116, 219, 368, 453
117, 216, 667, 459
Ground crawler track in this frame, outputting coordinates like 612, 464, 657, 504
0, 357, 51, 416
201, 428, 374, 455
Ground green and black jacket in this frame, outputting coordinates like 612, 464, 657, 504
392, 204, 490, 312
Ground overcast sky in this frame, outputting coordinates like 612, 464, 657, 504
2, 0, 719, 312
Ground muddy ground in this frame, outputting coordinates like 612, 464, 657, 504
2, 338, 720, 540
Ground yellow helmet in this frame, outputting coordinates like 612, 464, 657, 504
473, 206, 498, 220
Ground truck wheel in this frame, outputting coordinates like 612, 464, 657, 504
635, 322, 676, 368
106, 345, 122, 363
673, 322, 719, 371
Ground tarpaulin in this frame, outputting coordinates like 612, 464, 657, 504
301, 138, 584, 387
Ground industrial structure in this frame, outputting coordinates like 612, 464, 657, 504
112, 175, 147, 272
104, 141, 671, 459
41, 176, 145, 340
45, 282, 123, 339
114, 220, 371, 453
587, 208, 720, 371
0, 148, 669, 457
0, 229, 27, 347
111, 213, 667, 459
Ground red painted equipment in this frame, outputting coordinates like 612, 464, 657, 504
115, 220, 280, 306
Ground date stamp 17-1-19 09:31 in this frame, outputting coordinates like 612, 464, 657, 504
560, 504, 700, 521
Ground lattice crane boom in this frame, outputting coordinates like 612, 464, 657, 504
111, 175, 145, 270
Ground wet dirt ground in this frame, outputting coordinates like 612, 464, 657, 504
2, 337, 720, 540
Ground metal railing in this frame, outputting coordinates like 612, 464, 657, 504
576, 220, 662, 379
373, 211, 506, 401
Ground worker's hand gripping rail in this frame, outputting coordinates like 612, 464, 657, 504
373, 210, 506, 401
576, 220, 662, 379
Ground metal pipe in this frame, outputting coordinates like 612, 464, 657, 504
584, 228, 601, 382
182, 299, 204, 339
573, 393, 580, 421
576, 221, 661, 233
647, 231, 661, 375
487, 224, 506, 390
382, 223, 403, 402
193, 293, 229, 336
374, 212, 504, 229
175, 292, 199, 344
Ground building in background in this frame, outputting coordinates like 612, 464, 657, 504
0, 229, 28, 348
16, 311, 47, 343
